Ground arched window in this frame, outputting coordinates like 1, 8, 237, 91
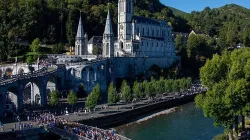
106, 43, 109, 55
142, 28, 145, 36
152, 29, 154, 37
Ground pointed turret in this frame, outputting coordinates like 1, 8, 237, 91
104, 10, 113, 35
76, 13, 84, 39
102, 10, 114, 58
75, 12, 88, 55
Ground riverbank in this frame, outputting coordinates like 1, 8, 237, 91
79, 93, 198, 128
135, 107, 177, 124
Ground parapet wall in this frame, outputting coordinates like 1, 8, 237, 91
80, 94, 196, 128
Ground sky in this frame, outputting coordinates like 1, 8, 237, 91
160, 0, 250, 13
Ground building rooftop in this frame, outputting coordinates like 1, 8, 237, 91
88, 36, 103, 44
133, 16, 161, 25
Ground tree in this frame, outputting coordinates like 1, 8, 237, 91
66, 9, 77, 46
198, 48, 250, 139
26, 55, 34, 65
30, 38, 40, 53
175, 34, 184, 53
108, 82, 119, 105
67, 90, 78, 109
92, 45, 99, 55
49, 90, 59, 106
243, 30, 250, 47
133, 81, 144, 99
0, 41, 7, 61
121, 80, 132, 102
52, 43, 64, 54
85, 93, 97, 111
92, 84, 101, 102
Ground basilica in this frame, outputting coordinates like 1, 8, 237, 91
56, 0, 179, 93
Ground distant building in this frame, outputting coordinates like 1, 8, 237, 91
172, 32, 189, 44
87, 36, 103, 54
51, 0, 180, 93
189, 30, 203, 35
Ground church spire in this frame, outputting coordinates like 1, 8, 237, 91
76, 11, 84, 39
104, 10, 113, 35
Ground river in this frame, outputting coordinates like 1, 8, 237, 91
115, 102, 223, 140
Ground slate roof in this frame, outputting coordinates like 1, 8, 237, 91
76, 14, 84, 39
88, 36, 103, 44
133, 16, 161, 25
104, 10, 113, 35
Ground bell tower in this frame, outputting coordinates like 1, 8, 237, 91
103, 10, 114, 58
75, 12, 88, 55
118, 0, 133, 47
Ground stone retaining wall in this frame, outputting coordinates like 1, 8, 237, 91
80, 94, 196, 128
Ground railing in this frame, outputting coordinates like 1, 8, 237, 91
85, 125, 131, 140
46, 124, 131, 140
47, 127, 90, 140
0, 66, 57, 86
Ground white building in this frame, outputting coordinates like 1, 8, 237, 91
114, 0, 176, 58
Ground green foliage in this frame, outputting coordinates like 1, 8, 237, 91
66, 9, 77, 45
85, 92, 97, 110
108, 82, 119, 105
26, 55, 34, 65
121, 80, 132, 102
195, 94, 204, 108
175, 34, 184, 53
67, 90, 78, 106
133, 81, 144, 99
92, 84, 101, 102
243, 30, 250, 47
49, 90, 59, 106
30, 38, 40, 53
187, 34, 212, 59
198, 48, 250, 133
52, 43, 64, 54
212, 133, 229, 140
92, 45, 99, 55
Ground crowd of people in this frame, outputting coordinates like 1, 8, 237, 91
31, 112, 122, 140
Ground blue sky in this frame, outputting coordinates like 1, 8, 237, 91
160, 0, 250, 13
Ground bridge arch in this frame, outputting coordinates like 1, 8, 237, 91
81, 68, 87, 81
89, 67, 95, 81
23, 80, 43, 106
57, 68, 66, 89
68, 68, 78, 79
46, 76, 56, 100
5, 85, 20, 113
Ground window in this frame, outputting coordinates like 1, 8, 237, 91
106, 43, 109, 55
126, 44, 131, 49
142, 28, 145, 36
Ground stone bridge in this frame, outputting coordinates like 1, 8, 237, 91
0, 65, 67, 118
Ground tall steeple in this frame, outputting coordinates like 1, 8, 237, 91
76, 12, 84, 39
103, 9, 114, 58
104, 10, 113, 35
75, 12, 88, 55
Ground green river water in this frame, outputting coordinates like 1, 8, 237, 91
115, 102, 223, 140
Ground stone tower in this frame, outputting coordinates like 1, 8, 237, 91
118, 0, 134, 49
103, 10, 114, 58
75, 13, 88, 55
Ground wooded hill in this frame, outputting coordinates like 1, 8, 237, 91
0, 0, 250, 61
